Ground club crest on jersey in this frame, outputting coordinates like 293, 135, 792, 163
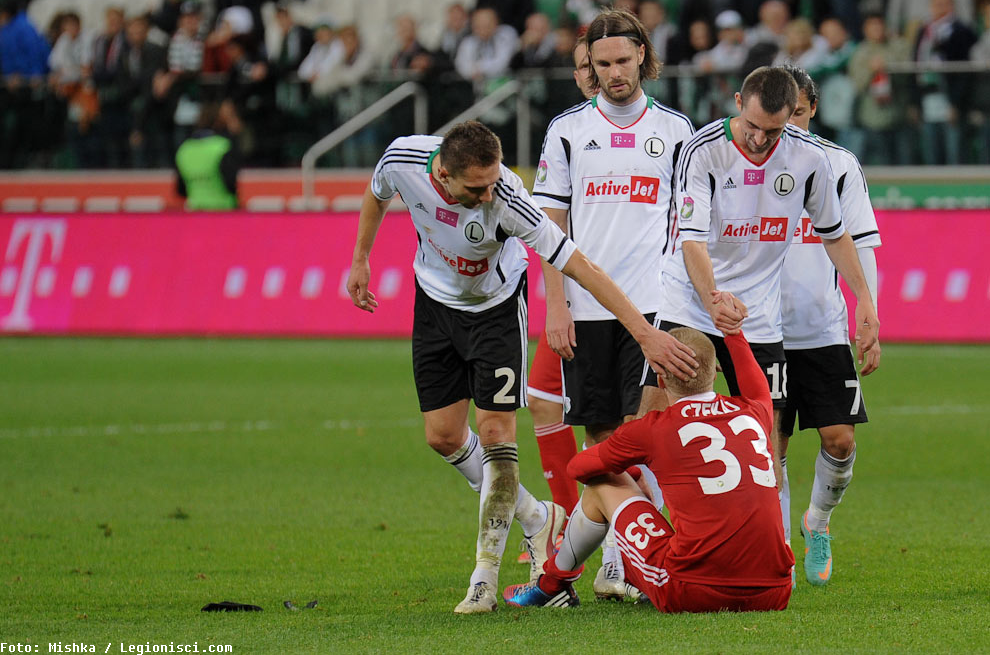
435, 207, 459, 227
584, 140, 601, 151
744, 169, 765, 185
774, 173, 795, 196
536, 159, 548, 183
680, 196, 694, 219
611, 133, 635, 148
583, 175, 659, 204
644, 137, 665, 158
464, 221, 484, 244
722, 177, 737, 190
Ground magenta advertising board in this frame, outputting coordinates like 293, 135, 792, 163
0, 210, 988, 341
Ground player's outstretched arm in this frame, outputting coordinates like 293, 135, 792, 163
560, 249, 698, 381
822, 233, 880, 369
540, 207, 577, 360
346, 184, 391, 313
723, 330, 772, 418
682, 241, 748, 334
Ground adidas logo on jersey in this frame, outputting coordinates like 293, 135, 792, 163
414, 202, 428, 213
722, 177, 737, 189
584, 140, 601, 151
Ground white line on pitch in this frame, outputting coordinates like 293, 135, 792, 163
874, 404, 990, 415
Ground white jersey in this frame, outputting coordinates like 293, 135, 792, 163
534, 95, 694, 320
661, 120, 845, 343
781, 132, 882, 349
371, 135, 577, 313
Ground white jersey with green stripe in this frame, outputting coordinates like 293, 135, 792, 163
781, 129, 882, 349
661, 120, 845, 343
533, 94, 695, 320
371, 135, 577, 313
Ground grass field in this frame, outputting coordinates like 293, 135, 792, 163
1, 337, 988, 653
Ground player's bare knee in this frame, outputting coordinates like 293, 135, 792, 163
819, 425, 855, 459
586, 422, 619, 445
424, 427, 465, 456
527, 394, 563, 426
475, 410, 517, 445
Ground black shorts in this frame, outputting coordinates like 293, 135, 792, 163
562, 314, 654, 426
778, 344, 868, 437
412, 277, 528, 413
643, 320, 788, 410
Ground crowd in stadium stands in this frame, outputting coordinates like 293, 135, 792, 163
1, 0, 989, 169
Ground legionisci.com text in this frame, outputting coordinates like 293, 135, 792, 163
0, 644, 232, 654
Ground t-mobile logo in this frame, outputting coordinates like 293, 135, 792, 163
1, 219, 67, 331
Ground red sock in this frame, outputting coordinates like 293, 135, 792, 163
535, 422, 579, 514
538, 553, 584, 594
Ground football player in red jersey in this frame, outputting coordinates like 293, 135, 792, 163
504, 312, 794, 612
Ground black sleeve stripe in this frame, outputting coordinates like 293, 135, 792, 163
816, 221, 843, 234
547, 236, 570, 266
495, 260, 506, 283
494, 181, 542, 228
382, 147, 434, 157
379, 156, 430, 169
662, 141, 684, 256
674, 122, 724, 190
561, 136, 571, 166
803, 171, 815, 209
680, 227, 707, 233
534, 191, 572, 204
708, 172, 715, 200
545, 101, 591, 132
677, 131, 724, 192
837, 172, 847, 198
852, 230, 879, 241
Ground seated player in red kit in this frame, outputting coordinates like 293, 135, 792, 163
504, 322, 794, 612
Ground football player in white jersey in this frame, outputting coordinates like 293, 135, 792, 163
644, 66, 880, 501
778, 65, 882, 587
346, 121, 697, 614
533, 8, 695, 600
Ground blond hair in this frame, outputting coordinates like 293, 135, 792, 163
663, 328, 716, 397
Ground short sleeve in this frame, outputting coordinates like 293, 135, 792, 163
838, 163, 881, 249
370, 140, 401, 201
533, 116, 575, 210
494, 167, 577, 271
806, 150, 845, 240
674, 141, 713, 244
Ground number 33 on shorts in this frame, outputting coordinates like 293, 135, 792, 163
625, 512, 667, 549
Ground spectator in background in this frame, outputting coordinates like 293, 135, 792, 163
438, 3, 471, 64
175, 102, 241, 210
119, 14, 169, 168
454, 7, 519, 90
746, 0, 791, 49
969, 0, 990, 163
638, 0, 676, 63
203, 5, 255, 74
222, 33, 274, 164
477, 0, 536, 35
773, 18, 828, 69
811, 17, 857, 144
157, 1, 206, 148
512, 12, 557, 68
150, 0, 184, 38
888, 0, 975, 44
0, 0, 50, 168
696, 9, 747, 73
267, 1, 311, 79
391, 14, 434, 74
913, 0, 978, 164
310, 25, 374, 97
297, 19, 342, 92
90, 6, 127, 167
48, 11, 98, 166
849, 12, 912, 164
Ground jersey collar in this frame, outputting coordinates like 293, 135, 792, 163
592, 94, 653, 129
426, 148, 459, 205
673, 391, 718, 405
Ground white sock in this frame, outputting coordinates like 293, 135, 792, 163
442, 428, 483, 492
555, 500, 607, 571
441, 428, 547, 535
637, 465, 664, 511
601, 525, 624, 578
469, 442, 519, 586
515, 484, 548, 538
780, 456, 791, 542
807, 447, 856, 532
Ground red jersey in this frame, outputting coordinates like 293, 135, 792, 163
568, 332, 793, 588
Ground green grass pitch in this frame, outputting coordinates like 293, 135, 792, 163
1, 338, 988, 653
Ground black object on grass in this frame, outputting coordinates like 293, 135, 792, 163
201, 601, 263, 612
